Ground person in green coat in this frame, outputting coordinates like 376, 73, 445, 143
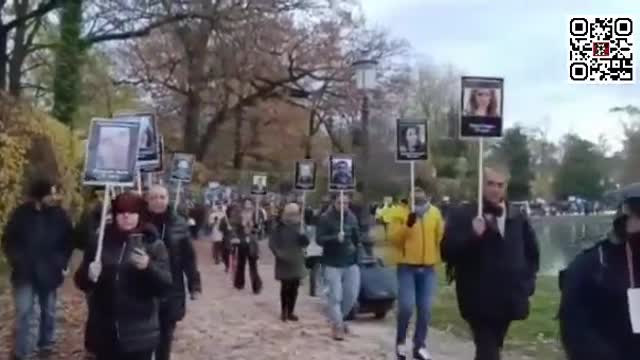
269, 203, 310, 322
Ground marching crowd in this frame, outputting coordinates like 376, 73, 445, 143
2, 162, 640, 360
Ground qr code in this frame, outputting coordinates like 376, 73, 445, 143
568, 16, 635, 83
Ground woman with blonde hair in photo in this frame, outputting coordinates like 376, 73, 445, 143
464, 88, 499, 117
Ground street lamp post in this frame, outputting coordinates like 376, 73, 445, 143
352, 58, 378, 203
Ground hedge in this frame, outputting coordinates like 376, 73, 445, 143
0, 94, 84, 269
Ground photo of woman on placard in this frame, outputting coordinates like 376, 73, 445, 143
96, 126, 131, 170
399, 124, 427, 155
463, 87, 501, 117
252, 175, 267, 195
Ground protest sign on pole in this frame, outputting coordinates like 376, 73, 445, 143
460, 76, 505, 216
328, 154, 355, 235
396, 119, 429, 211
169, 152, 195, 212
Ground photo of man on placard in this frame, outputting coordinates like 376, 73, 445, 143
329, 156, 355, 190
460, 76, 504, 138
170, 153, 195, 182
397, 119, 428, 161
295, 160, 316, 190
252, 175, 267, 195
83, 119, 141, 185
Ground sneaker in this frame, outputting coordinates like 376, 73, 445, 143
287, 313, 299, 322
395, 343, 408, 360
331, 325, 345, 341
413, 347, 432, 360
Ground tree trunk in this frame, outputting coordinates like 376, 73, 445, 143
8, 0, 30, 97
52, 0, 83, 124
0, 29, 7, 91
183, 89, 202, 153
232, 110, 244, 169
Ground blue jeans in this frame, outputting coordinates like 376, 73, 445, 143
396, 265, 437, 349
12, 284, 58, 358
324, 265, 360, 327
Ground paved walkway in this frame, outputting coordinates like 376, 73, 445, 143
0, 241, 529, 360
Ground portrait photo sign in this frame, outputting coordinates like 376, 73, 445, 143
460, 76, 504, 138
251, 174, 268, 195
329, 154, 355, 191
82, 118, 141, 186
396, 119, 429, 162
294, 159, 317, 191
170, 152, 195, 182
113, 112, 160, 170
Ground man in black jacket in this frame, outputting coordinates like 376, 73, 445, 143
559, 186, 640, 360
441, 164, 540, 360
145, 185, 202, 360
2, 179, 73, 360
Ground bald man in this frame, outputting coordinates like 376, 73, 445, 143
146, 185, 202, 360
441, 165, 539, 360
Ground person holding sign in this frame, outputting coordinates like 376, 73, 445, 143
441, 163, 539, 360
316, 194, 361, 341
387, 187, 445, 360
74, 192, 172, 360
559, 186, 640, 360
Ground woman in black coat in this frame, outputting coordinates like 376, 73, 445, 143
75, 192, 172, 360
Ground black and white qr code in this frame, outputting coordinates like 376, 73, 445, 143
568, 16, 635, 83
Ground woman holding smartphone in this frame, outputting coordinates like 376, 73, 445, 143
75, 192, 172, 360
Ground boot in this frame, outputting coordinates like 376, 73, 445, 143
287, 292, 299, 321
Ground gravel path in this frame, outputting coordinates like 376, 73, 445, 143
1, 240, 531, 359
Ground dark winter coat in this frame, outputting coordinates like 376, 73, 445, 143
269, 222, 309, 281
74, 224, 172, 354
149, 212, 202, 323
316, 207, 361, 268
73, 203, 102, 251
559, 236, 640, 360
2, 202, 73, 290
441, 201, 540, 321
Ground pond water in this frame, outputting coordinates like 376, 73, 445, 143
532, 215, 612, 275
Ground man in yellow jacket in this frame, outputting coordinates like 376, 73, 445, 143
388, 187, 444, 360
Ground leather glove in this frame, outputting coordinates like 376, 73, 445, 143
407, 212, 418, 227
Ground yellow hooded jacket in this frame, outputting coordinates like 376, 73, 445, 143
387, 204, 445, 266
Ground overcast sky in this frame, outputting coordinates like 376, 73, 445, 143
360, 0, 640, 152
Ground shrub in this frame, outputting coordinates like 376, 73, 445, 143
0, 94, 84, 270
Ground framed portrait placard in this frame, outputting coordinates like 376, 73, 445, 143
251, 174, 268, 195
82, 118, 141, 186
113, 112, 160, 170
396, 119, 429, 162
329, 154, 355, 191
294, 159, 317, 191
170, 152, 195, 182
460, 76, 504, 138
